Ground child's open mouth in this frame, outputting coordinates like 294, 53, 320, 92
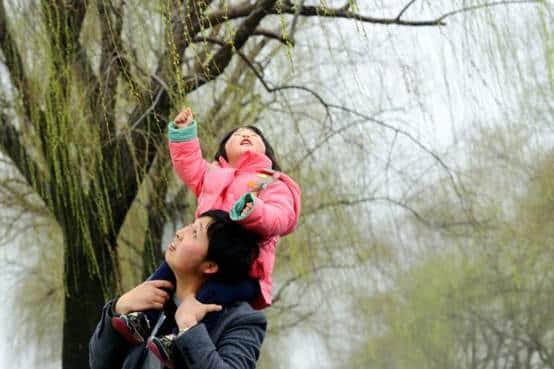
240, 139, 252, 145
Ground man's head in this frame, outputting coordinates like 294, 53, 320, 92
165, 210, 260, 283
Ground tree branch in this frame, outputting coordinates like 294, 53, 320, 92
191, 39, 332, 122
0, 117, 49, 203
40, 0, 89, 66
436, 0, 542, 23
202, 0, 541, 30
183, 0, 279, 92
95, 0, 125, 142
396, 0, 418, 21
100, 1, 215, 232
253, 28, 293, 46
0, 0, 34, 121
194, 35, 475, 225
303, 195, 434, 227
202, 0, 448, 28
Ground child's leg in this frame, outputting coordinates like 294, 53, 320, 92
196, 278, 260, 306
147, 278, 259, 366
112, 261, 176, 344
144, 261, 176, 323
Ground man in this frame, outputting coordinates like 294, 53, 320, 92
89, 210, 266, 369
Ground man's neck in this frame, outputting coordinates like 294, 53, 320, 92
174, 274, 205, 301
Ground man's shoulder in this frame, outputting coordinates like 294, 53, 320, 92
223, 301, 267, 325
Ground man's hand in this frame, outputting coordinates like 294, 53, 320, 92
175, 294, 222, 330
174, 107, 194, 128
114, 280, 174, 315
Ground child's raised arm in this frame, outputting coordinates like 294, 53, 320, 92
168, 107, 210, 198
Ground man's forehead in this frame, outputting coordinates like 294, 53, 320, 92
195, 216, 212, 229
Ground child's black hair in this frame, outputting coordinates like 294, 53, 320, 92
213, 126, 282, 171
200, 209, 261, 283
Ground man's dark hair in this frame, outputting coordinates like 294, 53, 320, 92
213, 125, 282, 171
200, 209, 261, 283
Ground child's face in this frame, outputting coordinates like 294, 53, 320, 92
224, 128, 266, 165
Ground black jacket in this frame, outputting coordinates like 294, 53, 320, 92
89, 300, 266, 369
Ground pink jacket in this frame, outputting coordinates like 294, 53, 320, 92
169, 137, 301, 308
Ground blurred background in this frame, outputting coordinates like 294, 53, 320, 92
0, 1, 552, 368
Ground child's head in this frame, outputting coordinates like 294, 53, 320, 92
214, 126, 281, 171
165, 210, 260, 283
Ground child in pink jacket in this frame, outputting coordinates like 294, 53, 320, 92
112, 107, 301, 365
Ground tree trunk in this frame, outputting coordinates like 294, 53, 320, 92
60, 209, 119, 368
62, 255, 106, 369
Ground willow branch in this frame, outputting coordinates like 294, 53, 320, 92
40, 0, 89, 66
203, 0, 541, 29
96, 0, 126, 142
183, 0, 278, 92
253, 28, 293, 46
437, 0, 542, 22
396, 0, 418, 21
0, 0, 34, 121
101, 1, 215, 231
202, 1, 448, 28
0, 117, 50, 204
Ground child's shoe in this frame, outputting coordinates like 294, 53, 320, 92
147, 334, 176, 368
111, 312, 151, 345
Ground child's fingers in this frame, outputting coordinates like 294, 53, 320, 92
155, 289, 171, 301
148, 280, 174, 290
151, 296, 167, 307
175, 107, 193, 126
204, 304, 222, 313
179, 107, 191, 117
241, 202, 254, 216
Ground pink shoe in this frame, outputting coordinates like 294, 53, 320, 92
147, 334, 176, 368
111, 312, 150, 345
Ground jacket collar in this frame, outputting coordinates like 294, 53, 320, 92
217, 150, 273, 172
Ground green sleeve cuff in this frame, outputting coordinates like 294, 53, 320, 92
230, 192, 256, 221
168, 120, 198, 142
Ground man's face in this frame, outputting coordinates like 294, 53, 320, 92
165, 216, 214, 277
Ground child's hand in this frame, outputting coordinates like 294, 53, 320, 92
175, 294, 222, 330
174, 107, 194, 128
114, 280, 173, 314
241, 201, 254, 216
241, 193, 257, 216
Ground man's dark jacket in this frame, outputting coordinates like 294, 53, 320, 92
89, 299, 266, 369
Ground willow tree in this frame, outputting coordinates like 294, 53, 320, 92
0, 1, 540, 368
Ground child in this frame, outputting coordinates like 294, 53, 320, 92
112, 107, 301, 366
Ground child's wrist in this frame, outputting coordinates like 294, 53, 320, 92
177, 317, 197, 330
168, 120, 197, 141
174, 122, 190, 128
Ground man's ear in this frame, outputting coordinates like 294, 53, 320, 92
201, 261, 219, 275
